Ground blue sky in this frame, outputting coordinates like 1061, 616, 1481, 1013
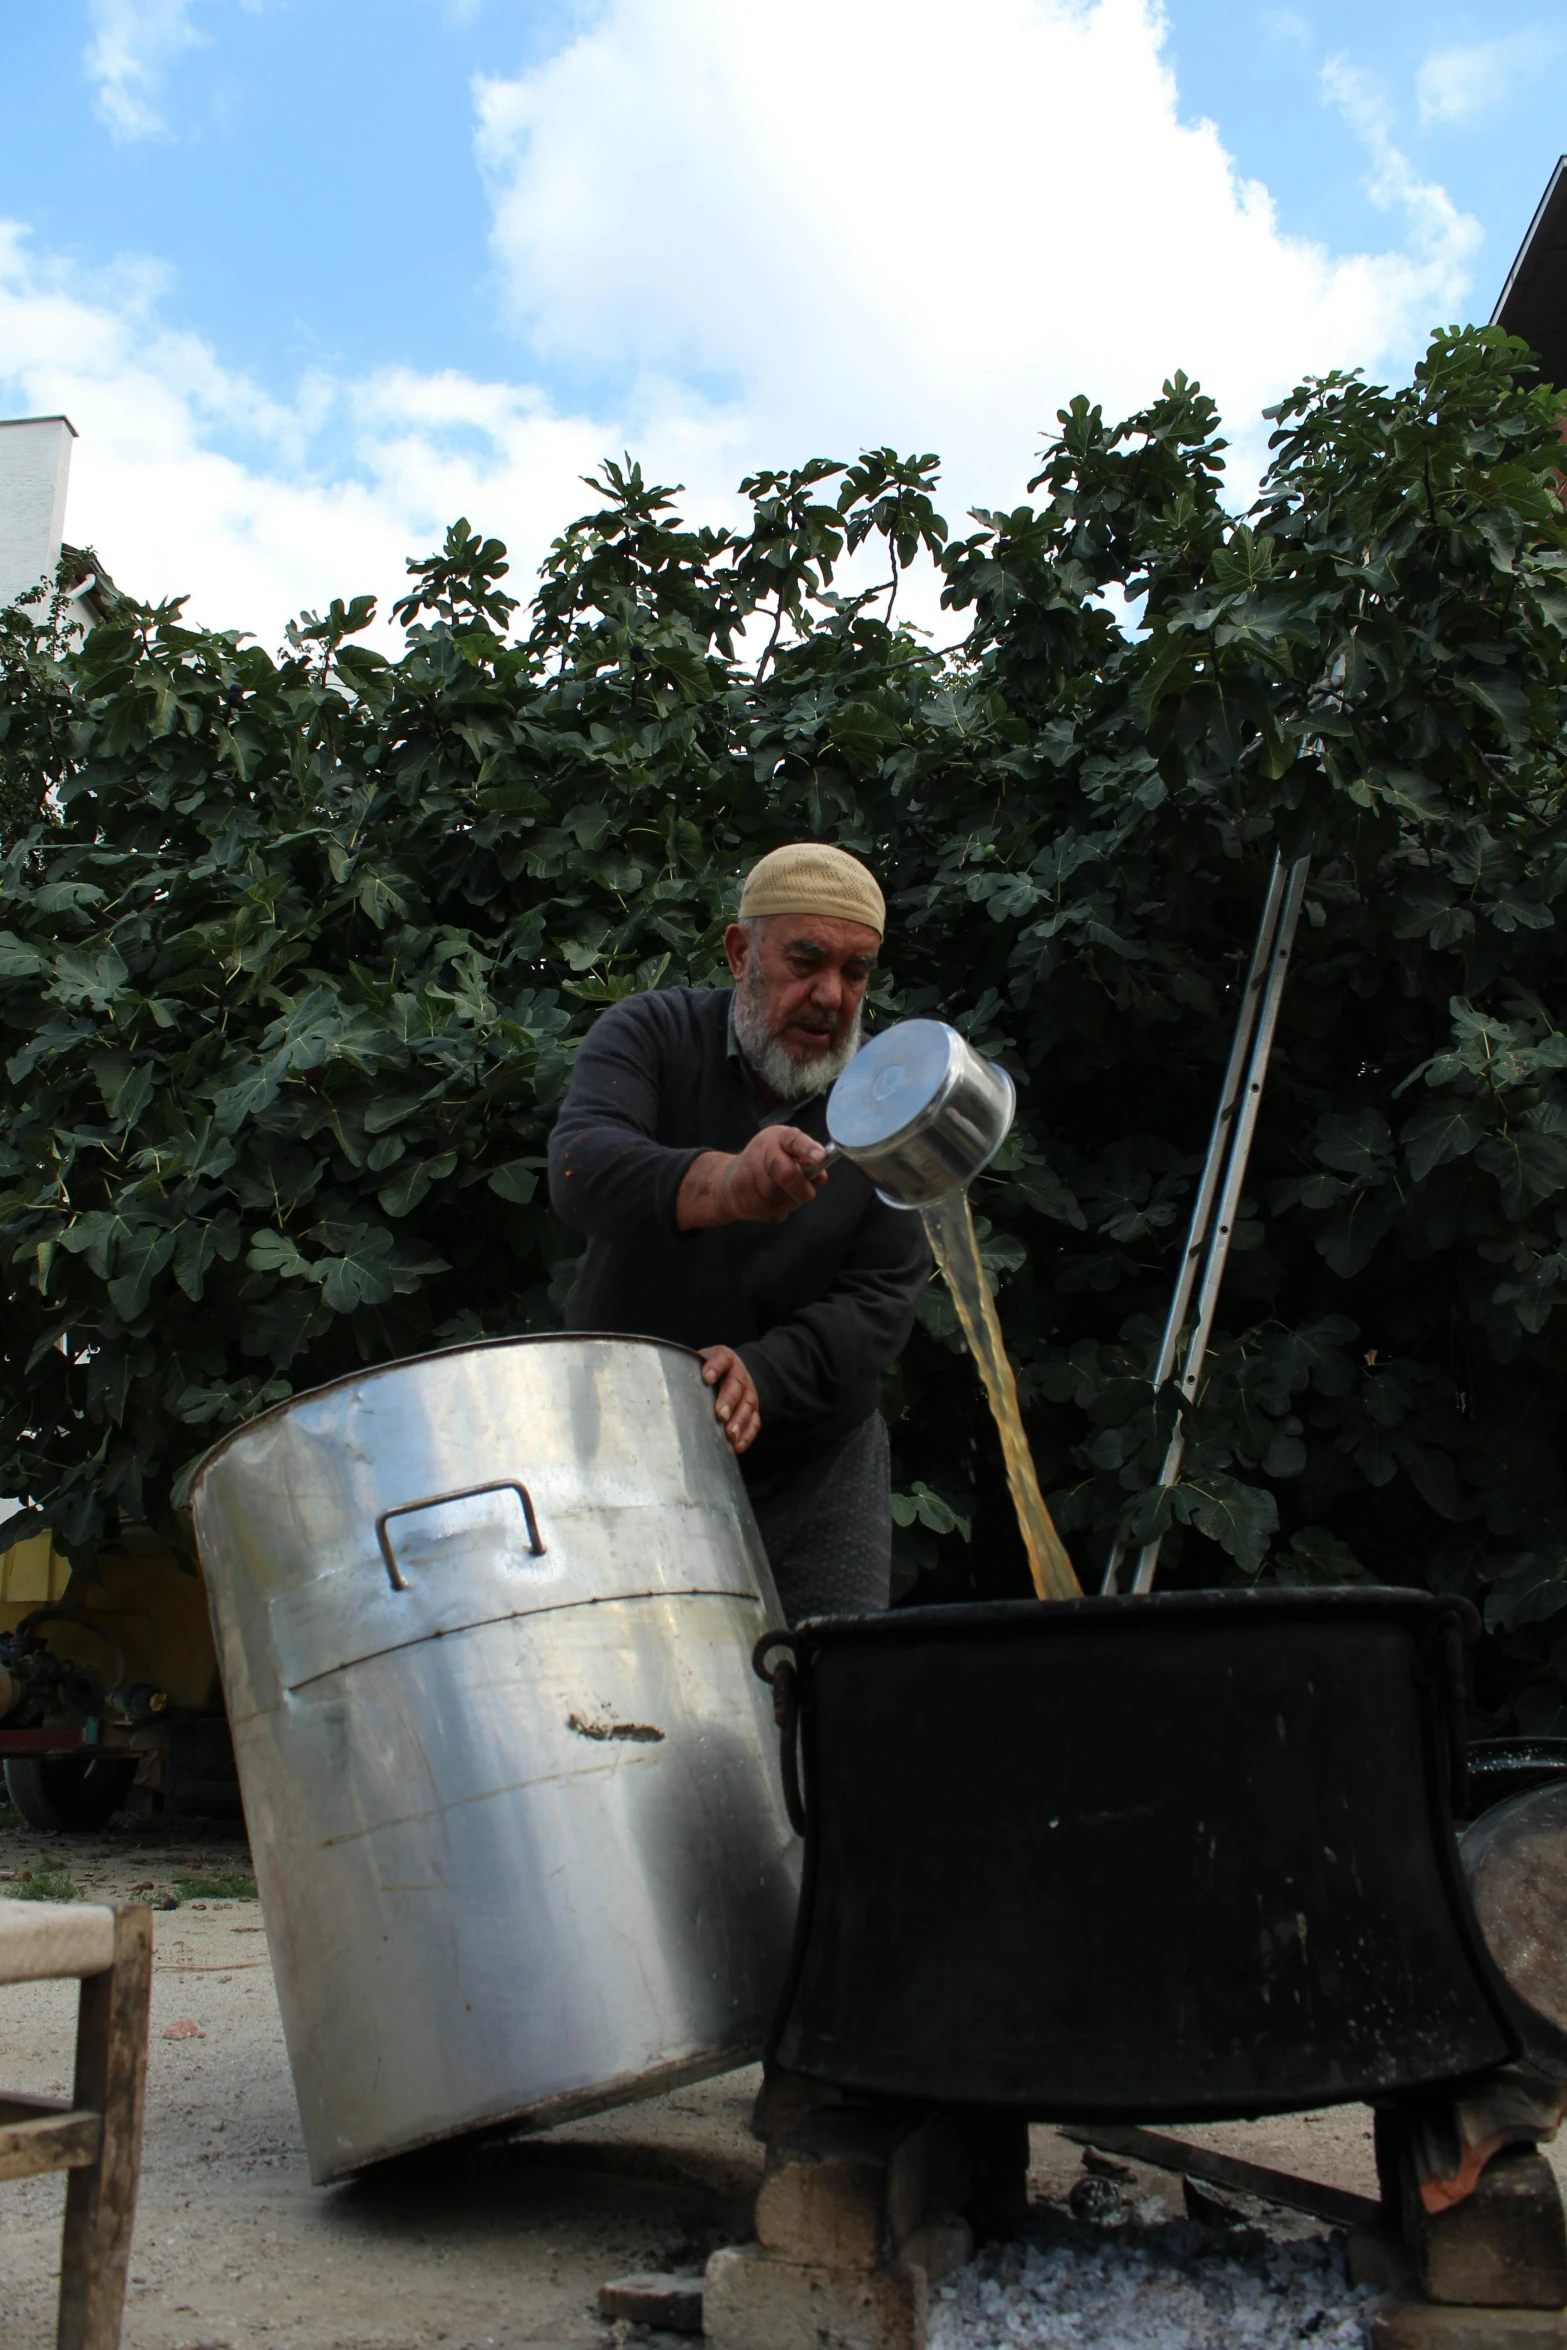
1168, 4, 1559, 275
0, 1, 1561, 639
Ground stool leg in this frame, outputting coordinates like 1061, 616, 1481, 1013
57, 1906, 152, 2350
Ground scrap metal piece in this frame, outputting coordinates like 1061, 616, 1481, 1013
1058, 2121, 1381, 2232
1462, 1785, 1567, 2038
597, 2275, 705, 2333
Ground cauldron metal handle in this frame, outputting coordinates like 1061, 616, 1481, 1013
753, 1632, 807, 1836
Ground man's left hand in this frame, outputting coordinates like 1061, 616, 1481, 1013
698, 1345, 760, 1454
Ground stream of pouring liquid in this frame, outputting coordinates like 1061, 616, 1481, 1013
921, 1190, 1081, 1602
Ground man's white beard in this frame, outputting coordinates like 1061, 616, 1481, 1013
734, 966, 863, 1101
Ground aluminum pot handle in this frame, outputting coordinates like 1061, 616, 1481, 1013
376, 1479, 546, 1591
753, 1631, 806, 1836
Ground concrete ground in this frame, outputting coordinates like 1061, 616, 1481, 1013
0, 1801, 1558, 2350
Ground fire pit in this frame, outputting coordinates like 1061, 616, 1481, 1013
756, 1586, 1567, 2120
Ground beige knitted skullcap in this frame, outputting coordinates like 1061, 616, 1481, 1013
738, 843, 885, 937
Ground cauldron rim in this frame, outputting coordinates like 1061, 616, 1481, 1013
785, 1582, 1481, 1648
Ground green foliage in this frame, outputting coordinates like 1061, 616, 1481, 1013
0, 559, 85, 844
5, 330, 1567, 1730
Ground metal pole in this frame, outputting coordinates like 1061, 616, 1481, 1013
1101, 856, 1287, 1595
1126, 855, 1310, 1593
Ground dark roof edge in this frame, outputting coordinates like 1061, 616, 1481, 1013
1492, 156, 1567, 328
58, 543, 121, 623
0, 414, 78, 437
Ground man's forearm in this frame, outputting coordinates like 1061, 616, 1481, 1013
677, 1129, 829, 1228
675, 1150, 735, 1230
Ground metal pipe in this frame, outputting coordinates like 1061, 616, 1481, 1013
1127, 855, 1310, 1593
1101, 856, 1288, 1595
1057, 2123, 1380, 2233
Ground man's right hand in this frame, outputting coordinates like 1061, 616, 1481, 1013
676, 1127, 829, 1228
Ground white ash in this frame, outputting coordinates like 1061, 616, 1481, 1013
928, 2212, 1372, 2350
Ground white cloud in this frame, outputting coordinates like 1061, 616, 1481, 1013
0, 225, 619, 646
85, 0, 207, 140
1415, 32, 1555, 131
1320, 56, 1482, 274
475, 0, 1481, 525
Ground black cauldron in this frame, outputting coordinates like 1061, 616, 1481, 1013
755, 1588, 1567, 2122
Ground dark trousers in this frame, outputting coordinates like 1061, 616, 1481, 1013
746, 1412, 891, 1628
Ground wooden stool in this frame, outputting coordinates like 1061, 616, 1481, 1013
0, 1898, 153, 2350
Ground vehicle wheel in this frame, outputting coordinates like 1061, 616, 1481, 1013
3, 1754, 137, 1831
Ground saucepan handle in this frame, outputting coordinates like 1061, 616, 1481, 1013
753, 1631, 807, 1835
375, 1479, 546, 1591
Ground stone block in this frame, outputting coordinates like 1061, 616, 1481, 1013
755, 2109, 968, 2269
596, 2274, 704, 2332
750, 2068, 850, 2144
1415, 2150, 1567, 2309
1370, 2295, 1567, 2348
703, 2243, 926, 2350
899, 2216, 974, 2285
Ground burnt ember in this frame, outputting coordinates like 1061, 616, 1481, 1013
929, 2218, 1371, 2350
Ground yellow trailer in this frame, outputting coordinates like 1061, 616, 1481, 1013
0, 1525, 235, 1830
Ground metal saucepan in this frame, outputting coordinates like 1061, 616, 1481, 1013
822, 1019, 1016, 1208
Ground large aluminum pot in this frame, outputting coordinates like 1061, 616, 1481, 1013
825, 1019, 1015, 1207
189, 1334, 801, 2183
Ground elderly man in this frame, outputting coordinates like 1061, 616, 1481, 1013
547, 843, 930, 1624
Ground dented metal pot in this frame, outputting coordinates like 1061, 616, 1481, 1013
190, 1334, 800, 2182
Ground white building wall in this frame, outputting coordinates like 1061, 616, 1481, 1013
0, 415, 76, 613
